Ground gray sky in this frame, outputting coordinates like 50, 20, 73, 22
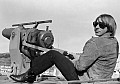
0, 0, 120, 53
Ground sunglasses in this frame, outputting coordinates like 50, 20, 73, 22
93, 22, 107, 29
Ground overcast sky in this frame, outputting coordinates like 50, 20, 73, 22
0, 0, 120, 53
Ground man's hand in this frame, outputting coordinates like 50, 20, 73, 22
63, 51, 75, 60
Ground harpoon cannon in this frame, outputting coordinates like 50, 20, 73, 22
2, 20, 74, 77
2, 20, 54, 75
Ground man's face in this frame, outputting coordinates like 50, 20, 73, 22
94, 25, 107, 37
93, 18, 108, 37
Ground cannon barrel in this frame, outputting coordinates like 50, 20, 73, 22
12, 20, 52, 27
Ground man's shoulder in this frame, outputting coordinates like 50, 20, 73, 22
89, 37, 118, 48
88, 37, 108, 48
87, 37, 100, 43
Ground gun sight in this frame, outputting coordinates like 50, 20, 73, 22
12, 20, 52, 27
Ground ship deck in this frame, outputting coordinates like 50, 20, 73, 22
0, 75, 120, 84
0, 80, 120, 84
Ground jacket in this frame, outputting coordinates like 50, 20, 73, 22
74, 36, 119, 80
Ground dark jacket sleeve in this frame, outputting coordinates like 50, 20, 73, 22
74, 39, 99, 71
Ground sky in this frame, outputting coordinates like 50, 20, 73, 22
0, 0, 120, 53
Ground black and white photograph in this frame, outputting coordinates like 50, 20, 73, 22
0, 0, 120, 84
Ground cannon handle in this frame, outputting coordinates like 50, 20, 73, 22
22, 41, 75, 60
12, 20, 52, 27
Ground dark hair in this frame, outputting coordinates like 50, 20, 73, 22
94, 14, 117, 36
